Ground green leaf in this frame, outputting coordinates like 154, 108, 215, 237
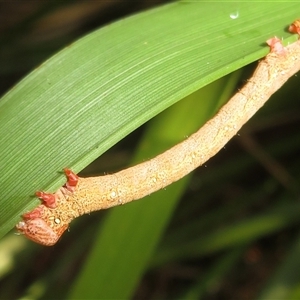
0, 0, 298, 281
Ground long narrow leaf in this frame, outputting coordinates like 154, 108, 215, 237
0, 0, 298, 246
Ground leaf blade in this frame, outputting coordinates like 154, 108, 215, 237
0, 1, 298, 240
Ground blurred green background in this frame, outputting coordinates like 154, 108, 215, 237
0, 1, 300, 299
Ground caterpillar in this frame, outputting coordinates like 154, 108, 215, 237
16, 21, 300, 246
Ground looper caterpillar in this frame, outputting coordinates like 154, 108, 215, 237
16, 21, 300, 246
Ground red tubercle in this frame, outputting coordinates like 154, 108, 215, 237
22, 206, 44, 219
63, 168, 79, 191
266, 37, 286, 55
289, 20, 300, 35
36, 191, 57, 208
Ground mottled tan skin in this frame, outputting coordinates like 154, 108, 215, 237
16, 168, 161, 246
16, 23, 300, 246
